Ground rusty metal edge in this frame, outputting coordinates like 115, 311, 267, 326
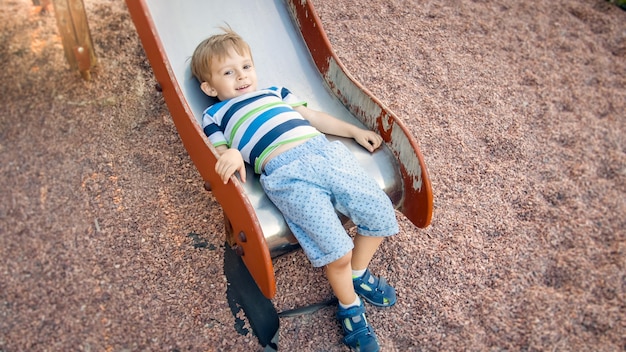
286, 0, 433, 228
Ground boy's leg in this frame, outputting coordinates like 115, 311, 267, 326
351, 234, 385, 271
328, 251, 381, 352
351, 234, 397, 307
326, 251, 358, 306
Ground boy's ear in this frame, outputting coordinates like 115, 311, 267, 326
200, 81, 218, 97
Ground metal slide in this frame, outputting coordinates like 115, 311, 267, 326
125, 0, 432, 301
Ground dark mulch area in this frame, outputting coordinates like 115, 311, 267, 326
1, 0, 624, 351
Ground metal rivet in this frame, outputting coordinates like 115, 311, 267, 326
232, 244, 244, 256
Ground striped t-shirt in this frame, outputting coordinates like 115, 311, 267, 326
202, 86, 321, 173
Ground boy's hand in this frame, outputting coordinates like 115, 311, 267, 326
215, 148, 247, 184
354, 129, 383, 152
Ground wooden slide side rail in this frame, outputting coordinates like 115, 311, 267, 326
125, 0, 276, 299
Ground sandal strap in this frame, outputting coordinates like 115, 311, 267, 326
373, 275, 389, 291
354, 269, 397, 307
342, 325, 377, 345
337, 303, 380, 351
336, 303, 366, 319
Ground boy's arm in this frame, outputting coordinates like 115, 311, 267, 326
294, 105, 383, 152
214, 145, 247, 184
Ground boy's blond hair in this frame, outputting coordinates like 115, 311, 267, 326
190, 27, 252, 83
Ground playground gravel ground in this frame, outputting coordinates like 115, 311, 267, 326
1, 0, 624, 351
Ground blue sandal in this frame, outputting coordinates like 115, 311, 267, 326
353, 269, 397, 307
337, 301, 380, 352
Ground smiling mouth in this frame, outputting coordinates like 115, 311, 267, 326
236, 84, 250, 91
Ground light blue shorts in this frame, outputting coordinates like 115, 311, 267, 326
260, 135, 399, 267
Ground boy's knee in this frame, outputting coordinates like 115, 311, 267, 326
327, 251, 352, 269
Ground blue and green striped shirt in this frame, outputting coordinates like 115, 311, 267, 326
202, 86, 321, 173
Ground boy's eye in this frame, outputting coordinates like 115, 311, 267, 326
243, 64, 252, 70
224, 70, 233, 76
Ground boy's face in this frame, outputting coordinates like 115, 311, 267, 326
201, 48, 257, 101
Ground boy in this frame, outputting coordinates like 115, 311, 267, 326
191, 28, 398, 351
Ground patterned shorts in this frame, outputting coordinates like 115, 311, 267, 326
260, 135, 399, 267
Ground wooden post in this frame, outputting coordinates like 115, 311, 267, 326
51, 0, 97, 80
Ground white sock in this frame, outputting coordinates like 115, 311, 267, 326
352, 268, 367, 279
339, 295, 361, 309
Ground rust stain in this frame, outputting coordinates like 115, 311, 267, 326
325, 57, 423, 192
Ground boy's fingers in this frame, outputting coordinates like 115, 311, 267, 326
239, 164, 247, 183
222, 169, 230, 184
